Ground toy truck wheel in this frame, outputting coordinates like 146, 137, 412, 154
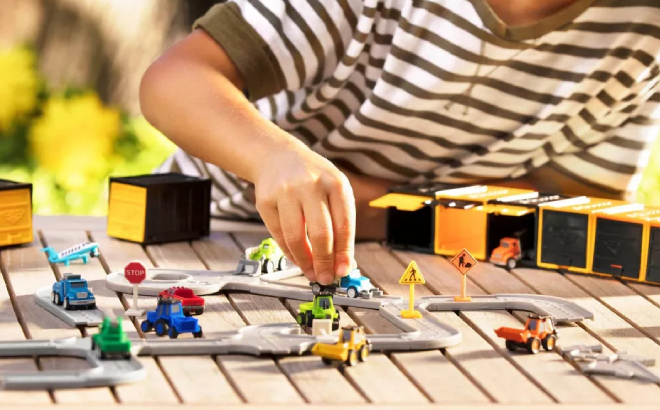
359, 345, 370, 362
332, 318, 340, 331
193, 328, 203, 338
347, 287, 358, 298
505, 340, 517, 351
305, 311, 314, 327
263, 259, 275, 274
63, 297, 72, 310
90, 251, 96, 258
51, 292, 56, 303
278, 256, 288, 271
506, 258, 517, 269
141, 320, 153, 333
183, 308, 191, 317
346, 350, 358, 366
527, 337, 541, 354
296, 312, 306, 326
169, 327, 179, 339
311, 283, 322, 295
155, 319, 169, 337
195, 308, 204, 315
542, 334, 557, 351
321, 357, 333, 366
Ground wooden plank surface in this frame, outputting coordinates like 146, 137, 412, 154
0, 251, 51, 405
401, 253, 614, 404
0, 237, 114, 404
508, 267, 660, 404
0, 216, 658, 407
358, 245, 552, 404
156, 237, 303, 405
202, 233, 368, 404
88, 230, 181, 405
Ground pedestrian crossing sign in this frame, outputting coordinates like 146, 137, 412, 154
450, 249, 477, 275
399, 260, 425, 284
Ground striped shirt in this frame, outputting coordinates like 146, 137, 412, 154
158, 0, 660, 219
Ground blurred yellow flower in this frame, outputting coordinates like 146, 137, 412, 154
0, 47, 39, 131
28, 93, 120, 191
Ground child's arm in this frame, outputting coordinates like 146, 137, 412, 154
140, 29, 355, 285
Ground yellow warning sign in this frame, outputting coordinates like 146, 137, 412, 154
399, 260, 425, 284
450, 249, 477, 276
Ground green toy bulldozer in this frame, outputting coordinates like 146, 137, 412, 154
296, 292, 340, 331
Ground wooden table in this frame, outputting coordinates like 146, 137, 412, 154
1, 216, 660, 409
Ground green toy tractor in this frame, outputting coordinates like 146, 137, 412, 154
248, 238, 288, 274
92, 317, 132, 360
296, 293, 340, 331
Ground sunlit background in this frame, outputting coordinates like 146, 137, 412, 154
0, 0, 659, 215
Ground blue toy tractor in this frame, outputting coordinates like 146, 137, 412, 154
140, 297, 203, 339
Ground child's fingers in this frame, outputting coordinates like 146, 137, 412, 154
303, 191, 335, 286
326, 175, 355, 278
277, 198, 314, 282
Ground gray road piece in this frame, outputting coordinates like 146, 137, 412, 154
559, 344, 658, 383
105, 269, 594, 322
33, 286, 105, 327
1, 268, 592, 390
0, 337, 145, 389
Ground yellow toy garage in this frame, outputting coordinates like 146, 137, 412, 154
0, 179, 33, 248
370, 184, 660, 285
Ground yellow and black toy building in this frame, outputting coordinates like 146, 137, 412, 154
371, 184, 660, 285
0, 179, 33, 247
107, 173, 211, 245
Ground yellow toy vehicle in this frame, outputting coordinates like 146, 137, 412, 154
311, 325, 372, 366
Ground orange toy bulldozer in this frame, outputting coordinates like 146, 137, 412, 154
494, 314, 558, 354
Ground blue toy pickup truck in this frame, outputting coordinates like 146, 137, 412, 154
311, 269, 383, 299
51, 273, 96, 310
141, 297, 203, 339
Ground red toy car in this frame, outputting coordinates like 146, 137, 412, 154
157, 287, 205, 316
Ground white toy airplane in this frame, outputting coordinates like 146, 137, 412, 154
41, 241, 100, 266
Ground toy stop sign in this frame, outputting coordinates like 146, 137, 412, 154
124, 261, 146, 284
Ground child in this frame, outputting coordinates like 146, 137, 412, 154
140, 0, 660, 286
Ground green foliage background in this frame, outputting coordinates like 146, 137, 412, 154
0, 47, 176, 215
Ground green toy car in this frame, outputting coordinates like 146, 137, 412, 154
248, 238, 288, 273
296, 293, 340, 331
92, 317, 132, 360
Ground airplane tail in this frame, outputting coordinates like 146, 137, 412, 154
41, 247, 57, 260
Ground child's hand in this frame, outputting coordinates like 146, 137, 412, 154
253, 142, 356, 285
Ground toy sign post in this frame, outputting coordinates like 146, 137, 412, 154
124, 261, 147, 316
450, 249, 477, 302
399, 260, 425, 319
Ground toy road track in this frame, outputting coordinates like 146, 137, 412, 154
33, 287, 105, 327
0, 268, 593, 390
0, 338, 145, 389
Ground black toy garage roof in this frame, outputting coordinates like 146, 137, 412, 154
110, 173, 209, 187
0, 179, 32, 192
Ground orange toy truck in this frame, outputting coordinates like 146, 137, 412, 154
489, 237, 522, 269
494, 314, 558, 354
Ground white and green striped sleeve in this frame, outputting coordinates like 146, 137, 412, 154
194, 0, 364, 101
549, 90, 660, 200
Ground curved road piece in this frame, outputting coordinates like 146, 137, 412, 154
0, 268, 592, 389
0, 338, 145, 390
